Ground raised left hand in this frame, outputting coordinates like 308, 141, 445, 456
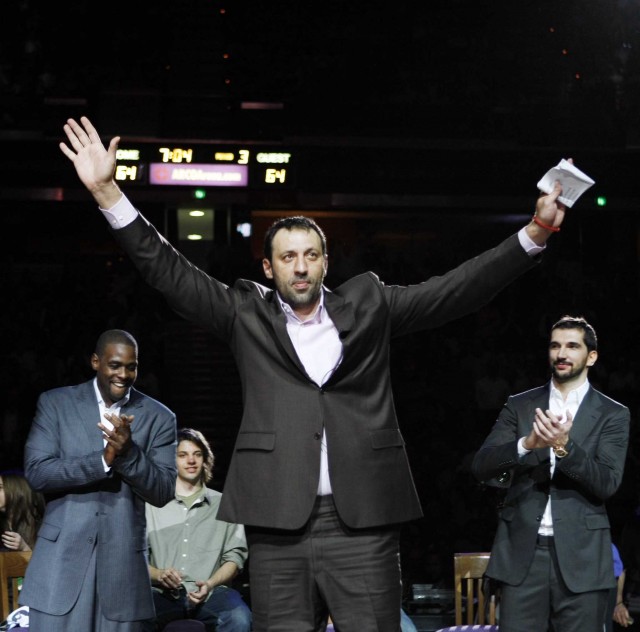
526, 157, 574, 244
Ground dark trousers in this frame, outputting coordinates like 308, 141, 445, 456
246, 495, 402, 632
499, 535, 609, 632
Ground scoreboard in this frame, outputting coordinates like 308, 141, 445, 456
114, 144, 293, 189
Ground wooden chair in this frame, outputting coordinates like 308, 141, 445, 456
0, 550, 32, 621
434, 551, 498, 632
454, 552, 495, 626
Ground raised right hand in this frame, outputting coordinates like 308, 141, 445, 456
59, 116, 122, 207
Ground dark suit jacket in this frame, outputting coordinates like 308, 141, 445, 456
472, 383, 630, 593
20, 380, 177, 621
112, 212, 537, 530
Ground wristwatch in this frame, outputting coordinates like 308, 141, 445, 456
553, 438, 573, 458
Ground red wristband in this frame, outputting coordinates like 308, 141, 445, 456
532, 215, 560, 232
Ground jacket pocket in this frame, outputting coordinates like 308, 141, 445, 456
370, 428, 404, 449
585, 513, 610, 530
37, 521, 61, 542
236, 431, 276, 451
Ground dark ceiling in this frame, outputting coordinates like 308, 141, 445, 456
3, 0, 640, 146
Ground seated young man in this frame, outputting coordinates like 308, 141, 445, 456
144, 428, 252, 632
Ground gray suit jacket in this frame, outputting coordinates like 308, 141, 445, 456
472, 383, 630, 593
20, 380, 177, 621
112, 213, 538, 530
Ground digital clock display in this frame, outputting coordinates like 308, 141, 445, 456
158, 147, 194, 163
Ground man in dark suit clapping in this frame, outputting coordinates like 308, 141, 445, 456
472, 316, 630, 632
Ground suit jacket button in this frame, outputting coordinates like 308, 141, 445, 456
536, 515, 542, 522
314, 432, 321, 440
88, 537, 94, 544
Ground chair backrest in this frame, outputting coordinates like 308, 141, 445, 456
453, 552, 495, 626
0, 550, 32, 621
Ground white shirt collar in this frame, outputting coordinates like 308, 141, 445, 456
550, 377, 590, 406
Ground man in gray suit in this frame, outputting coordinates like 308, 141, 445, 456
60, 116, 570, 632
20, 329, 178, 632
472, 316, 630, 632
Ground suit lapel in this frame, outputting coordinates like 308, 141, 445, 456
569, 387, 601, 445
121, 388, 145, 419
120, 388, 146, 436
323, 288, 355, 338
318, 289, 355, 386
524, 385, 553, 464
77, 380, 104, 452
522, 385, 550, 429
266, 292, 309, 377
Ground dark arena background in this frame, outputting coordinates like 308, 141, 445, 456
2, 1, 640, 629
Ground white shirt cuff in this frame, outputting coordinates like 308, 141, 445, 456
517, 436, 531, 456
518, 226, 545, 256
100, 193, 138, 229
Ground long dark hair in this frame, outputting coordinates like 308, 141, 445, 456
177, 428, 215, 486
0, 472, 45, 548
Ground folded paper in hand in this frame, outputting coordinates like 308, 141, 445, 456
536, 159, 595, 208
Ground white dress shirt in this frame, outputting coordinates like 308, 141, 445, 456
93, 378, 130, 471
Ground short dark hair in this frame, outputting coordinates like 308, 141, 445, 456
551, 315, 598, 352
263, 216, 327, 261
95, 329, 138, 357
177, 428, 215, 485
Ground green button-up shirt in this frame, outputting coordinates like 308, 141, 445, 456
145, 487, 248, 596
